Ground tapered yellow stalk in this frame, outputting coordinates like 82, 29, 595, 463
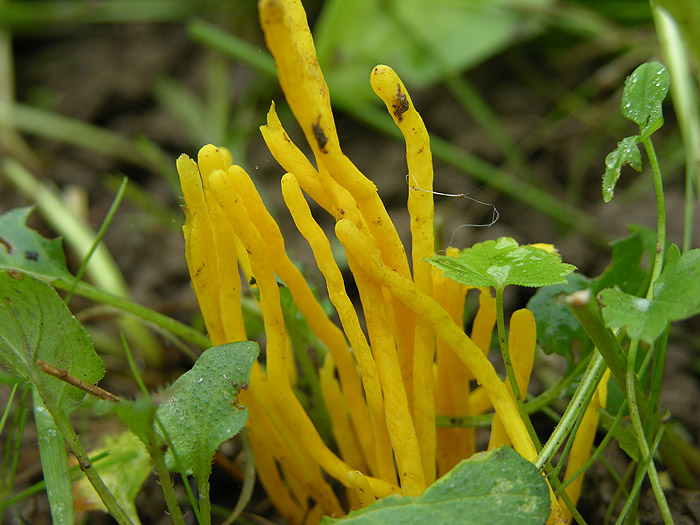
248, 360, 343, 515
208, 168, 399, 499
226, 164, 375, 473
371, 64, 437, 482
469, 288, 497, 379
488, 309, 536, 449
260, 102, 334, 215
346, 470, 377, 508
245, 391, 314, 513
350, 263, 426, 496
319, 356, 366, 472
335, 218, 538, 462
433, 253, 473, 474
281, 172, 395, 484
197, 145, 247, 342
247, 426, 305, 524
259, 0, 416, 400
177, 155, 225, 344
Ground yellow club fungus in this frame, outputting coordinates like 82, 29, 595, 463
176, 0, 568, 523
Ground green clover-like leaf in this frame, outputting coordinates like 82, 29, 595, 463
621, 61, 670, 140
426, 237, 575, 290
602, 136, 641, 203
599, 245, 700, 344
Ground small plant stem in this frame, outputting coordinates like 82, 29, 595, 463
221, 430, 256, 525
150, 447, 187, 525
604, 462, 635, 525
615, 424, 668, 525
4, 386, 30, 492
0, 451, 109, 508
154, 416, 203, 524
0, 383, 17, 437
556, 399, 628, 494
641, 137, 666, 291
647, 328, 670, 432
625, 338, 673, 524
535, 352, 606, 470
495, 288, 518, 402
36, 360, 120, 402
552, 477, 589, 525
54, 278, 211, 349
437, 352, 591, 428
122, 339, 186, 525
567, 290, 641, 402
198, 481, 212, 525
569, 290, 697, 487
494, 286, 541, 450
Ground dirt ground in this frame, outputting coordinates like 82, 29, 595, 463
2, 6, 700, 524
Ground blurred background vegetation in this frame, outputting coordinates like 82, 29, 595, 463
1, 0, 699, 522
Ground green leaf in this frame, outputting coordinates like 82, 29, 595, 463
0, 269, 104, 416
314, 0, 552, 104
108, 397, 161, 450
621, 61, 670, 140
602, 136, 641, 203
72, 431, 151, 525
599, 245, 700, 344
156, 342, 258, 487
0, 207, 72, 282
426, 237, 575, 290
526, 273, 590, 356
598, 409, 639, 462
592, 226, 656, 296
321, 447, 549, 524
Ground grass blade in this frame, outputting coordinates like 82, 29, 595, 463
32, 389, 74, 524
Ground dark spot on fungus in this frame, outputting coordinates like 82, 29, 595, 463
25, 250, 39, 261
312, 116, 328, 151
392, 84, 409, 122
249, 276, 257, 286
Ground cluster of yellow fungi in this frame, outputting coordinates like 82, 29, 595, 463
176, 0, 600, 523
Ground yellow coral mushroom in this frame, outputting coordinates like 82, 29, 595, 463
176, 0, 568, 523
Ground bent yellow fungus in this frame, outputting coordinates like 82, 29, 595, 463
175, 0, 573, 522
